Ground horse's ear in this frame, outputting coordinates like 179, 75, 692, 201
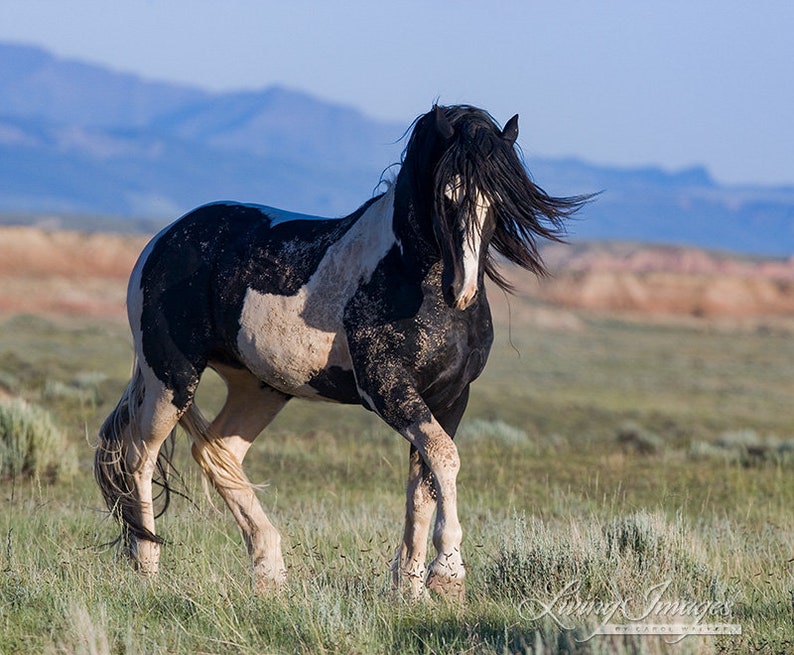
434, 105, 455, 140
501, 114, 519, 145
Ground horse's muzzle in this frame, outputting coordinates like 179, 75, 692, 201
443, 273, 478, 310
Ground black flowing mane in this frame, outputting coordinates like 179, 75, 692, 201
401, 104, 592, 291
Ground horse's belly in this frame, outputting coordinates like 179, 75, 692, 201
235, 286, 354, 399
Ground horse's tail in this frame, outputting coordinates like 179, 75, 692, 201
180, 404, 253, 492
94, 359, 176, 546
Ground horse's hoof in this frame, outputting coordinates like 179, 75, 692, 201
394, 577, 430, 603
254, 577, 285, 594
392, 561, 429, 602
426, 570, 466, 603
253, 573, 286, 594
253, 560, 286, 594
130, 540, 160, 577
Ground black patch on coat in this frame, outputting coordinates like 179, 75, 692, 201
343, 251, 493, 431
306, 366, 361, 404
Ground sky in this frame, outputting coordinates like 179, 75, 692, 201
1, 1, 792, 187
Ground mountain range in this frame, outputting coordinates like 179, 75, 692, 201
1, 41, 793, 256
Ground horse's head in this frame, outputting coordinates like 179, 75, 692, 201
399, 104, 592, 310
429, 107, 519, 309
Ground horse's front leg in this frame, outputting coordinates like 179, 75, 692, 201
348, 322, 468, 600
392, 387, 470, 600
401, 416, 465, 601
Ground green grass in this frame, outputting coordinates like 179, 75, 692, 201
1, 312, 793, 653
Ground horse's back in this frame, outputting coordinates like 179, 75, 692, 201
128, 196, 392, 401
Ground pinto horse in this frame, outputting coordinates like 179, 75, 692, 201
95, 104, 590, 600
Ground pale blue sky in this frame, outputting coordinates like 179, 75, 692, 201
1, 1, 792, 186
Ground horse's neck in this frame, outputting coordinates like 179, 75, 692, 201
391, 178, 439, 267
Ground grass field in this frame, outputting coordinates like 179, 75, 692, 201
1, 309, 793, 654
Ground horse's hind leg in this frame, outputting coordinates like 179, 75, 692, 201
96, 362, 187, 574
128, 373, 183, 572
393, 445, 436, 599
185, 364, 290, 592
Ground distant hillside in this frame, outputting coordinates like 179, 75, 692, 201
0, 42, 403, 220
1, 41, 793, 255
3, 225, 793, 322
534, 242, 794, 318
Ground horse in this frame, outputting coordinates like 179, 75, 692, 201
95, 104, 590, 600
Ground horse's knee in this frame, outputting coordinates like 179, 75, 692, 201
425, 438, 460, 487
405, 420, 460, 477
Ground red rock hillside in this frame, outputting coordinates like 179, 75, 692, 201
2, 227, 794, 322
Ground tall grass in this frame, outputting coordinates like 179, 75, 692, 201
3, 473, 769, 654
1, 314, 794, 653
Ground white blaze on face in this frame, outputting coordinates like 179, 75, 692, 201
444, 177, 491, 309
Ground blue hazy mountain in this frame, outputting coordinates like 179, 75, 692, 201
1, 42, 793, 255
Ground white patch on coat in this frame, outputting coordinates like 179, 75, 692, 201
444, 178, 491, 309
236, 186, 397, 397
127, 224, 168, 346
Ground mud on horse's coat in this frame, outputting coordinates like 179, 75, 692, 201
95, 104, 591, 600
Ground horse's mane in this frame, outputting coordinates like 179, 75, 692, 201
401, 105, 593, 291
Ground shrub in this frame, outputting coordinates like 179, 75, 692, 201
0, 397, 76, 481
457, 418, 532, 448
689, 429, 794, 466
615, 420, 664, 455
42, 371, 108, 406
485, 511, 717, 602
0, 370, 20, 394
603, 511, 709, 581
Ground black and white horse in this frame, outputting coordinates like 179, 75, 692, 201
96, 104, 589, 600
